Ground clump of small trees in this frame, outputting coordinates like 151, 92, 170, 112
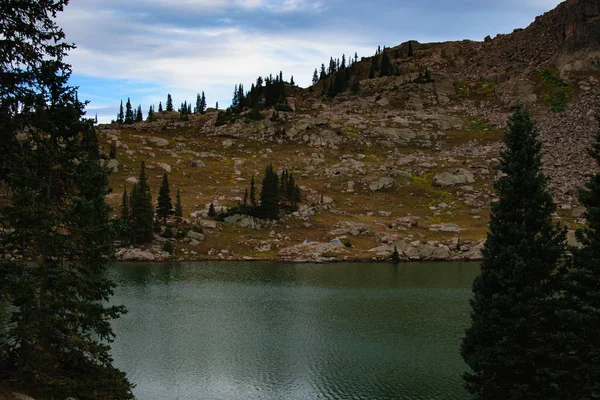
215, 164, 301, 221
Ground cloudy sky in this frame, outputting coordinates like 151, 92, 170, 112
57, 0, 563, 123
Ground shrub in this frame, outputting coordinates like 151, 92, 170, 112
162, 241, 174, 254
162, 226, 174, 238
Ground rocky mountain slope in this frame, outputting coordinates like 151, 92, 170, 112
98, 0, 600, 262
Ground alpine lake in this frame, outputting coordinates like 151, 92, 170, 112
108, 261, 480, 400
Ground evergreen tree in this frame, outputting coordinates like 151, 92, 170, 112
259, 164, 279, 220
136, 104, 143, 122
328, 57, 336, 75
250, 176, 257, 209
200, 91, 207, 114
313, 69, 319, 85
380, 51, 392, 77
368, 56, 378, 79
121, 185, 129, 220
290, 75, 295, 86
166, 93, 173, 111
117, 99, 124, 123
195, 93, 202, 114
0, 2, 133, 396
558, 116, 600, 397
156, 172, 172, 224
208, 202, 216, 217
216, 101, 219, 110
124, 97, 134, 124
407, 40, 413, 57
187, 103, 191, 114
129, 161, 154, 244
158, 101, 163, 112
354, 52, 358, 63
174, 187, 183, 218
147, 105, 154, 122
461, 106, 567, 399
320, 64, 327, 80
243, 188, 249, 208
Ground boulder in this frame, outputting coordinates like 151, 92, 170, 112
157, 163, 172, 173
433, 169, 475, 187
186, 231, 205, 241
105, 159, 119, 173
126, 177, 138, 185
115, 247, 156, 261
147, 137, 169, 147
369, 177, 395, 191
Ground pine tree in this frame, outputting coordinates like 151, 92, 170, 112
166, 93, 173, 111
461, 106, 567, 399
320, 64, 326, 80
195, 93, 201, 114
158, 101, 163, 112
117, 100, 124, 123
208, 202, 216, 217
250, 176, 257, 209
156, 172, 172, 224
369, 56, 378, 79
259, 164, 279, 220
313, 69, 319, 85
380, 51, 392, 77
129, 161, 154, 244
290, 75, 295, 86
557, 116, 600, 397
200, 91, 207, 114
121, 185, 129, 220
124, 97, 134, 124
136, 105, 143, 122
147, 105, 154, 122
0, 2, 133, 396
407, 40, 413, 57
354, 52, 358, 63
174, 187, 183, 218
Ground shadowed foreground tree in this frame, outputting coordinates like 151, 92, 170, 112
461, 105, 567, 399
557, 116, 600, 397
129, 161, 154, 244
0, 1, 133, 398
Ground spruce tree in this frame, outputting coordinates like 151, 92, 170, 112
129, 161, 154, 244
259, 164, 279, 220
380, 51, 392, 77
124, 97, 133, 124
166, 93, 173, 111
0, 2, 133, 396
320, 64, 326, 80
158, 101, 163, 112
175, 187, 183, 218
313, 69, 319, 85
136, 104, 143, 122
147, 105, 154, 122
369, 56, 378, 79
201, 91, 206, 114
461, 106, 567, 399
195, 93, 201, 114
250, 176, 257, 209
290, 75, 295, 86
121, 185, 129, 220
156, 172, 173, 224
558, 117, 600, 397
117, 100, 124, 123
208, 202, 216, 217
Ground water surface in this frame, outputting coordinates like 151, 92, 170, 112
108, 261, 479, 400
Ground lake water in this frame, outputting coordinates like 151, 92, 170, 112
108, 261, 479, 400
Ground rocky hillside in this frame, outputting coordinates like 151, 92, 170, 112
98, 0, 598, 263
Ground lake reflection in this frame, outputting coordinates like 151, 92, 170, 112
108, 261, 479, 400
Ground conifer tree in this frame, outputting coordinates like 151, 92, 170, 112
313, 69, 319, 85
208, 202, 216, 217
166, 93, 173, 111
259, 164, 279, 220
461, 106, 567, 399
124, 97, 134, 124
243, 188, 249, 208
290, 75, 295, 86
156, 172, 172, 224
158, 101, 163, 112
121, 185, 129, 220
320, 64, 327, 80
0, 2, 133, 396
557, 117, 600, 397
380, 51, 392, 77
174, 187, 183, 218
136, 105, 143, 122
129, 161, 154, 244
117, 99, 124, 123
200, 91, 206, 114
354, 52, 358, 63
195, 93, 202, 114
250, 176, 257, 209
147, 105, 154, 122
187, 103, 191, 114
369, 56, 378, 79
407, 40, 413, 57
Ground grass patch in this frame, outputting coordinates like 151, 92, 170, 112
534, 67, 571, 112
